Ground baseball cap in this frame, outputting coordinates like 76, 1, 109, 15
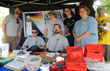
48, 10, 56, 14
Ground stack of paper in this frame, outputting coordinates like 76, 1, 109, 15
10, 50, 31, 58
46, 52, 59, 57
62, 53, 67, 56
6, 60, 26, 69
14, 57, 24, 62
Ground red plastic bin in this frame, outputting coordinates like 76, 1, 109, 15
66, 46, 83, 60
84, 44, 104, 62
63, 67, 87, 71
65, 58, 86, 67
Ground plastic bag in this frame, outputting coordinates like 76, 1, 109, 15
84, 57, 104, 71
101, 63, 110, 71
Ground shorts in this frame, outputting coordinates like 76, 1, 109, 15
2, 36, 18, 51
103, 45, 110, 60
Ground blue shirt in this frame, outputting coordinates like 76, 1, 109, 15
73, 16, 98, 47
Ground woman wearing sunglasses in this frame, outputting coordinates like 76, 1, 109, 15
22, 28, 46, 52
96, 6, 110, 63
73, 5, 98, 50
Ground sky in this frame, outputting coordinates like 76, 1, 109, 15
93, 0, 100, 10
0, 7, 9, 16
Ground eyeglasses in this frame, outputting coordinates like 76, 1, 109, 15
64, 10, 70, 12
54, 27, 60, 29
16, 19, 19, 24
97, 8, 104, 11
32, 32, 37, 33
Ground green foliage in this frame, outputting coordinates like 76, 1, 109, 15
100, 0, 110, 16
0, 7, 9, 27
0, 16, 5, 27
96, 12, 99, 17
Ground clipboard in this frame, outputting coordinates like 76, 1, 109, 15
4, 65, 26, 71
4, 60, 26, 71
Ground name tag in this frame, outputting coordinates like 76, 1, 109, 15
82, 22, 86, 24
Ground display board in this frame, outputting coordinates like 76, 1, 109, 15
23, 9, 75, 37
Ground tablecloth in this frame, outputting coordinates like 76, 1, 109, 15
0, 66, 42, 71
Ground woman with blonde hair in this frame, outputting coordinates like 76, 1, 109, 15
72, 5, 98, 48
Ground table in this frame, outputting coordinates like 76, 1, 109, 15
0, 66, 42, 71
0, 52, 44, 71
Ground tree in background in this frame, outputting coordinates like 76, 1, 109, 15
0, 16, 5, 27
0, 7, 9, 27
100, 0, 110, 16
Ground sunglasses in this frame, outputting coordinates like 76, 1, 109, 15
16, 19, 19, 24
32, 32, 37, 33
97, 8, 104, 11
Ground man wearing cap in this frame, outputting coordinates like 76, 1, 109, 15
45, 24, 69, 52
44, 10, 65, 43
2, 7, 22, 51
96, 6, 110, 62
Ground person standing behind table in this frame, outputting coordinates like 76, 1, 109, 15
44, 24, 69, 52
63, 6, 81, 46
96, 6, 110, 63
72, 5, 98, 49
22, 28, 46, 52
44, 10, 65, 43
2, 7, 22, 51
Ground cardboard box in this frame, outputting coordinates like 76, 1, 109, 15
40, 52, 67, 63
40, 52, 59, 63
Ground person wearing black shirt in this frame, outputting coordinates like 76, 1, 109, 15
63, 6, 81, 46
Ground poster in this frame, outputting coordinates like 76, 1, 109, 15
23, 9, 75, 37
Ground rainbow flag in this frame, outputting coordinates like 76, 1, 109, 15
30, 13, 44, 34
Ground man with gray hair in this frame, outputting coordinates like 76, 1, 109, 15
96, 5, 110, 62
2, 7, 22, 51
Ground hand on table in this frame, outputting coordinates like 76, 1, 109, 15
22, 47, 28, 50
